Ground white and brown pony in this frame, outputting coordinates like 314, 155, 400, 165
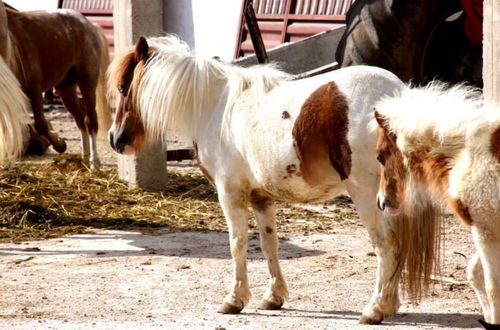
107, 35, 443, 324
375, 83, 500, 328
1, 2, 111, 168
0, 1, 29, 166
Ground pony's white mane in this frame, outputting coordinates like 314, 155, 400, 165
0, 55, 29, 166
136, 35, 290, 141
376, 82, 499, 154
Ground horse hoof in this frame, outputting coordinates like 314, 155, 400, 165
258, 298, 284, 310
359, 314, 383, 325
52, 140, 67, 153
217, 302, 243, 314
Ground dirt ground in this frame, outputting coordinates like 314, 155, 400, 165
0, 108, 483, 329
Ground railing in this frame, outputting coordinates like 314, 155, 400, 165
235, 0, 355, 58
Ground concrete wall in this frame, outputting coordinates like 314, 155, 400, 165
163, 0, 241, 60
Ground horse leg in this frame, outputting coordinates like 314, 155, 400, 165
28, 88, 67, 153
471, 225, 500, 324
251, 198, 288, 310
347, 181, 401, 324
467, 251, 491, 322
217, 185, 251, 314
56, 84, 90, 166
76, 74, 100, 169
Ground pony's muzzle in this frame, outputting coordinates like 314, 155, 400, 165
109, 128, 129, 154
376, 191, 401, 216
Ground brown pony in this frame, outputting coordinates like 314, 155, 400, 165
375, 83, 500, 329
1, 3, 111, 168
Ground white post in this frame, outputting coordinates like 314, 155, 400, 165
483, 0, 500, 104
113, 0, 167, 191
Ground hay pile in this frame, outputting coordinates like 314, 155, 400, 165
0, 155, 358, 243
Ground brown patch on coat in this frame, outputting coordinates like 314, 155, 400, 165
491, 126, 500, 162
281, 111, 290, 119
449, 199, 474, 226
407, 148, 451, 198
292, 82, 351, 185
250, 189, 273, 212
265, 226, 273, 234
193, 142, 215, 186
407, 148, 474, 226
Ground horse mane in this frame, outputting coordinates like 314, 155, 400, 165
375, 82, 495, 155
0, 55, 29, 166
113, 35, 290, 141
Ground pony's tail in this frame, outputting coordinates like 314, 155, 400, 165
94, 26, 112, 139
0, 56, 29, 166
394, 181, 444, 303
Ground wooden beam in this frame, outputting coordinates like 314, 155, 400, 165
483, 0, 500, 104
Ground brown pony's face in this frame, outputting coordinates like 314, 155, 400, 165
109, 37, 149, 155
374, 110, 407, 216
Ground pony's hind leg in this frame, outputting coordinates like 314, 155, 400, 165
56, 84, 91, 166
251, 196, 288, 310
217, 184, 252, 314
467, 251, 491, 322
28, 88, 67, 153
76, 71, 101, 169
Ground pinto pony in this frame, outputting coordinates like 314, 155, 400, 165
107, 36, 443, 324
1, 4, 111, 168
374, 83, 500, 328
0, 1, 29, 166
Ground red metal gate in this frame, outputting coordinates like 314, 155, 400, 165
235, 0, 354, 58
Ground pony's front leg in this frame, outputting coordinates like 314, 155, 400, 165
251, 198, 288, 310
89, 132, 101, 169
347, 184, 400, 324
472, 226, 500, 325
217, 186, 251, 314
467, 251, 491, 323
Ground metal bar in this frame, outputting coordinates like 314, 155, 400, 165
244, 1, 269, 63
166, 148, 194, 162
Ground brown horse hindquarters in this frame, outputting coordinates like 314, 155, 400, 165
5, 9, 109, 163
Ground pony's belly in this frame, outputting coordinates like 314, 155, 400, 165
260, 173, 346, 204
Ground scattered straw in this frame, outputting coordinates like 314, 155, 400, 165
0, 154, 358, 243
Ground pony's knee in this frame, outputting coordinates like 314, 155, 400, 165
230, 236, 247, 257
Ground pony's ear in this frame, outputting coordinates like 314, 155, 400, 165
374, 109, 389, 131
134, 36, 149, 63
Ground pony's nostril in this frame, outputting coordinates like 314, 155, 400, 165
376, 196, 384, 211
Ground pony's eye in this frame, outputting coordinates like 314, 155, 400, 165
118, 85, 125, 95
377, 153, 385, 165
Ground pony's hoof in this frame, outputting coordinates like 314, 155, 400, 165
359, 314, 383, 325
479, 319, 500, 330
217, 302, 243, 314
90, 159, 101, 170
258, 297, 284, 310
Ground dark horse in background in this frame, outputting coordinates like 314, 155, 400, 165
336, 0, 483, 87
0, 1, 111, 168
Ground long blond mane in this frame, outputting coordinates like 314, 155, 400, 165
0, 55, 29, 166
109, 35, 290, 142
